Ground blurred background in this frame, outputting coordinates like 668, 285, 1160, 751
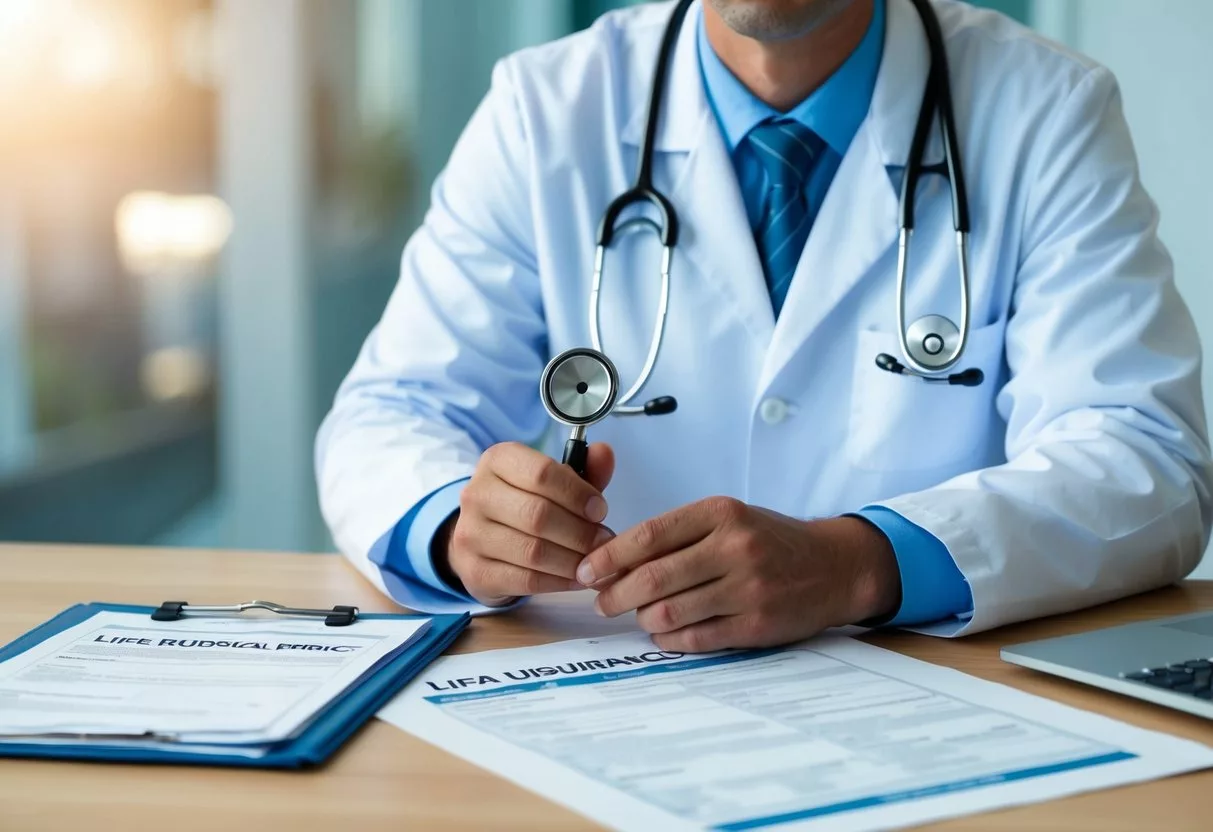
0, 0, 1210, 576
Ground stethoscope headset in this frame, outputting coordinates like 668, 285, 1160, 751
541, 0, 982, 476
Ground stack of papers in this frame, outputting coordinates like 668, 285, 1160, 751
0, 611, 431, 758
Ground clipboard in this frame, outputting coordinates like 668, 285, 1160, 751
0, 601, 470, 768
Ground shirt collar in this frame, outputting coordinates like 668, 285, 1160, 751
696, 0, 886, 158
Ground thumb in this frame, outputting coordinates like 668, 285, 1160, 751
584, 442, 615, 493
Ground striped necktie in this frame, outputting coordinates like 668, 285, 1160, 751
746, 119, 827, 317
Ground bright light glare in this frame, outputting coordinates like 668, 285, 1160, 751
0, 0, 41, 36
0, 1, 153, 90
57, 13, 122, 87
0, 0, 57, 83
116, 192, 234, 277
140, 346, 211, 402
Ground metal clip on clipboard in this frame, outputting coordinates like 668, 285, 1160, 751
151, 600, 359, 627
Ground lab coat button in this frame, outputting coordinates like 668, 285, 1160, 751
759, 397, 789, 425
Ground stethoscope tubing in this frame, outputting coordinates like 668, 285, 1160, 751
577, 0, 976, 417
895, 229, 971, 374
590, 218, 673, 415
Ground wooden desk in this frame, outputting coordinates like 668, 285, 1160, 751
1, 544, 1211, 831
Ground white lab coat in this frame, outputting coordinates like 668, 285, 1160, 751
316, 0, 1212, 636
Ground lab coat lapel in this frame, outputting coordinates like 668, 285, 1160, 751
759, 0, 931, 390
621, 1, 775, 345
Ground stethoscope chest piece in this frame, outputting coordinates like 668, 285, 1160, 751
540, 348, 619, 426
540, 348, 619, 476
905, 314, 961, 371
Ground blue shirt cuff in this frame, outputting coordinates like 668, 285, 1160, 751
363, 477, 517, 614
854, 506, 973, 627
371, 478, 525, 615
401, 478, 470, 597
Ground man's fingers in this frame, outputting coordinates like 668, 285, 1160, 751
478, 520, 585, 580
578, 496, 736, 586
583, 442, 615, 493
633, 578, 733, 634
474, 476, 610, 554
594, 541, 724, 618
464, 559, 582, 600
650, 615, 747, 654
486, 442, 608, 523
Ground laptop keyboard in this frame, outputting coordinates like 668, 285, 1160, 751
1124, 659, 1213, 699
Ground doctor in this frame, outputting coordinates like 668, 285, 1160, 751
317, 0, 1212, 651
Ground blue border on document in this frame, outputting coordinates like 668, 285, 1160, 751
712, 751, 1137, 830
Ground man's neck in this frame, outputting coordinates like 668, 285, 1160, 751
703, 0, 874, 112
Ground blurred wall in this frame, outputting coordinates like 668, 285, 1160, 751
1033, 0, 1213, 577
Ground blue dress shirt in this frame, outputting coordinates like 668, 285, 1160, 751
379, 0, 973, 627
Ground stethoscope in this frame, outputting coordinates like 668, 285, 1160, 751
541, 0, 981, 477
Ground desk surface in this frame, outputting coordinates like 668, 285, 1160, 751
1, 544, 1211, 831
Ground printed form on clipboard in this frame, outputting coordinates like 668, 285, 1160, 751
0, 609, 430, 756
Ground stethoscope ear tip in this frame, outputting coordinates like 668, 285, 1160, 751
951, 368, 984, 387
875, 353, 904, 374
644, 396, 678, 416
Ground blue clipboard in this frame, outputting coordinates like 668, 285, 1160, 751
0, 602, 470, 768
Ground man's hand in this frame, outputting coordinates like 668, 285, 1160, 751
441, 441, 615, 606
576, 497, 901, 652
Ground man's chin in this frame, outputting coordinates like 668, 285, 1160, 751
705, 0, 854, 42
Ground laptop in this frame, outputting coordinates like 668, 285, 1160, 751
1001, 610, 1213, 719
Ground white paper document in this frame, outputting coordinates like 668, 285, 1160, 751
379, 632, 1213, 831
0, 611, 429, 749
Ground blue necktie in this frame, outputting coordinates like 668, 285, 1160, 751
746, 120, 826, 317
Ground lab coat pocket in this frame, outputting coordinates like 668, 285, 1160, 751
847, 322, 1005, 472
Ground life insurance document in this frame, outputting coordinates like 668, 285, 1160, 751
0, 611, 428, 746
380, 632, 1213, 832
